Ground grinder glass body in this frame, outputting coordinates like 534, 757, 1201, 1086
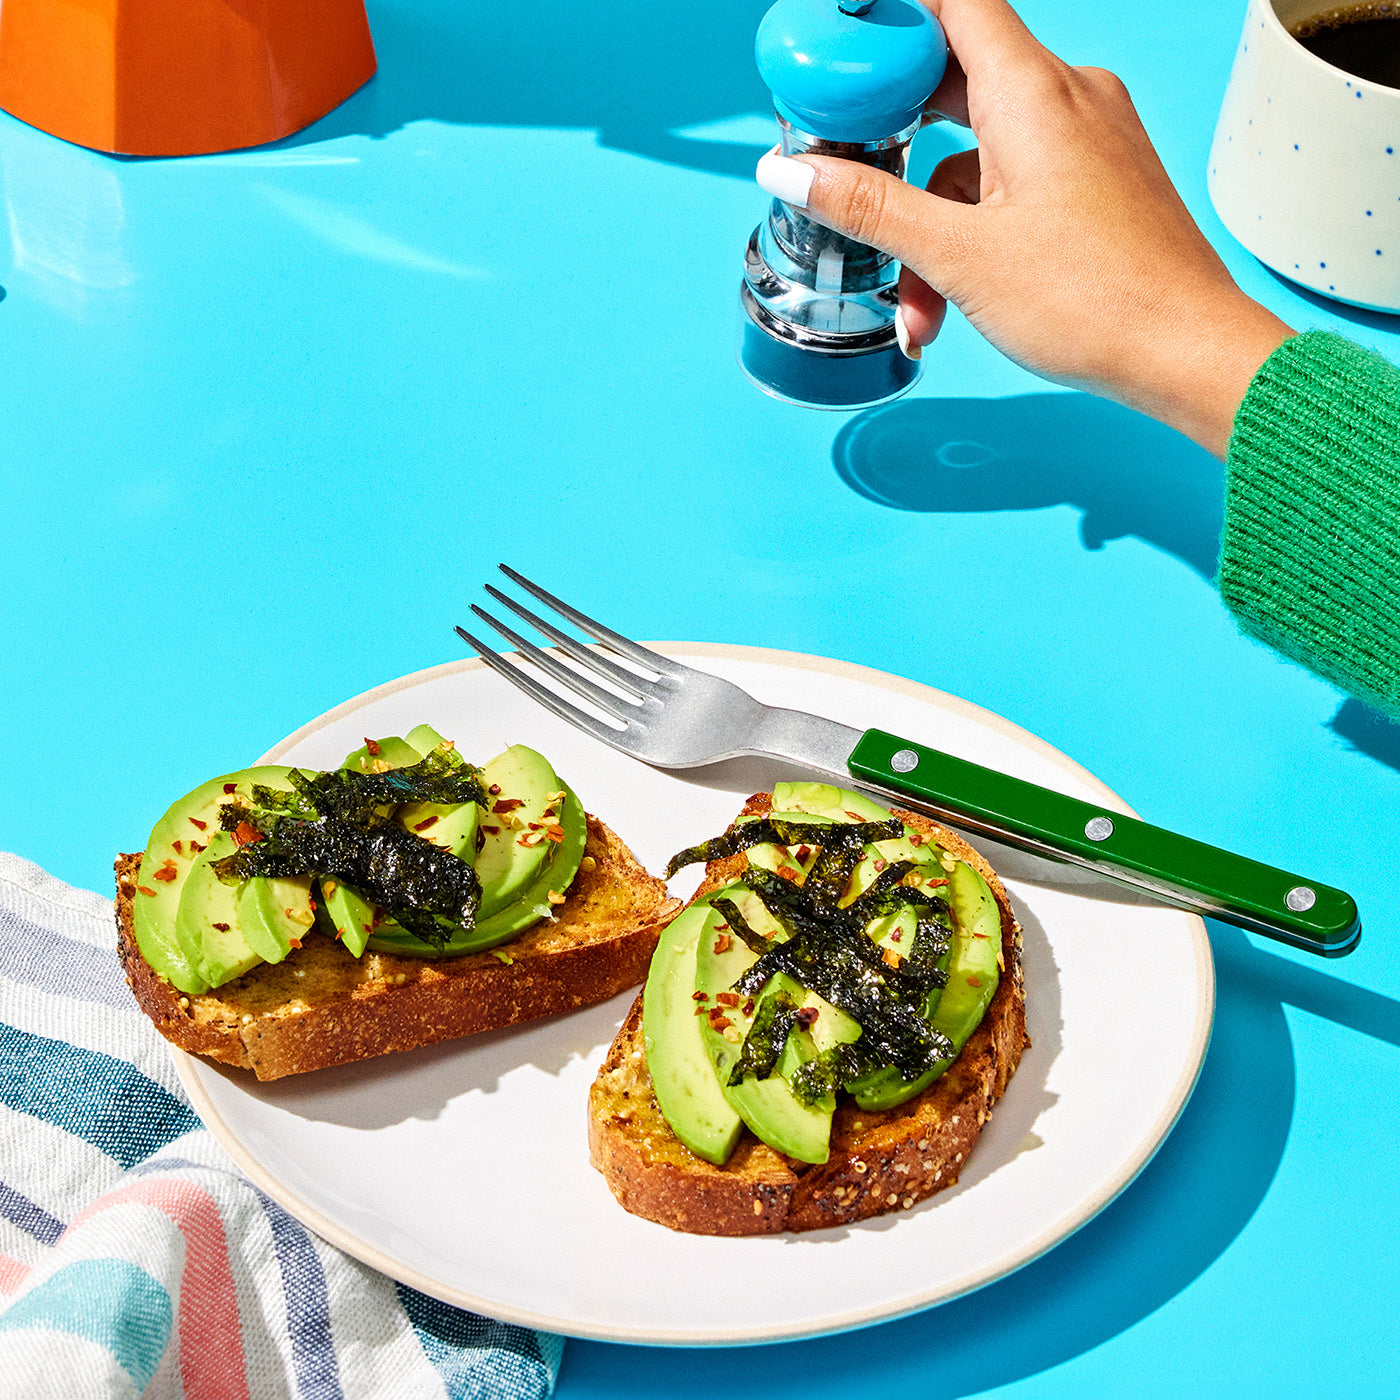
740, 0, 947, 410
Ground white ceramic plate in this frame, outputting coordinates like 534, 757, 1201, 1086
174, 645, 1213, 1346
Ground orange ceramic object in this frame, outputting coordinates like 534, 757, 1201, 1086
0, 0, 376, 156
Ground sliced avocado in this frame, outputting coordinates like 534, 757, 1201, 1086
642, 901, 744, 1165
131, 764, 295, 995
174, 833, 265, 990
237, 872, 316, 965
771, 781, 888, 822
404, 723, 447, 758
321, 731, 480, 955
340, 735, 423, 773
851, 858, 1002, 1111
695, 889, 859, 1165
474, 745, 563, 918
365, 782, 588, 957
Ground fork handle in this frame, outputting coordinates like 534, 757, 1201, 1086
847, 728, 1360, 957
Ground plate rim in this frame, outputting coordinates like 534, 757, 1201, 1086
173, 642, 1215, 1346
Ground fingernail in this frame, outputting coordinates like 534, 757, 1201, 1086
756, 151, 815, 210
895, 306, 921, 362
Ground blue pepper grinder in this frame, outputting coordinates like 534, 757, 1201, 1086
740, 0, 947, 409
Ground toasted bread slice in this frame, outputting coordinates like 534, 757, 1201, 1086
587, 796, 1027, 1234
117, 814, 679, 1081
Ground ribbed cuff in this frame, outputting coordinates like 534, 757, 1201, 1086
1220, 330, 1400, 718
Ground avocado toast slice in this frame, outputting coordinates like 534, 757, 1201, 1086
588, 789, 1027, 1234
116, 731, 679, 1080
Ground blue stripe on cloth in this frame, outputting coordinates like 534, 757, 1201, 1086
0, 1257, 172, 1392
257, 1191, 344, 1400
0, 907, 131, 1009
0, 1024, 200, 1169
396, 1285, 552, 1400
0, 1179, 64, 1245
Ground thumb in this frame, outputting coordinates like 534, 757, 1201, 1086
755, 149, 972, 292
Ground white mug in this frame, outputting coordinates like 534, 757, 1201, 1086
1208, 0, 1400, 312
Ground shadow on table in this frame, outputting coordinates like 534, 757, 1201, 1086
833, 393, 1400, 777
559, 926, 1400, 1396
278, 0, 773, 179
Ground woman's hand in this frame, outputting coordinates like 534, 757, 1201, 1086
755, 0, 1292, 457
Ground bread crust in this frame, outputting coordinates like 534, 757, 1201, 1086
117, 815, 679, 1080
587, 795, 1027, 1234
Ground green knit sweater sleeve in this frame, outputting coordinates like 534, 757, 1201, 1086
1220, 330, 1400, 718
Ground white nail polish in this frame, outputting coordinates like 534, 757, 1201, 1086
895, 306, 921, 362
756, 151, 815, 210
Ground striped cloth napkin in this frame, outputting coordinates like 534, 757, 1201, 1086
0, 852, 563, 1399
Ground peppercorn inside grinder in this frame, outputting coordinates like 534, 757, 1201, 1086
740, 0, 947, 409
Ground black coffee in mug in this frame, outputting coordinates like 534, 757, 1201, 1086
1290, 3, 1400, 88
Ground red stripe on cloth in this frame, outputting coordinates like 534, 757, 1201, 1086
69, 1178, 250, 1400
0, 1253, 30, 1295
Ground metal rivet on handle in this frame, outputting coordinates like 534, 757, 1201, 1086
1085, 816, 1114, 841
890, 748, 920, 773
1285, 885, 1317, 912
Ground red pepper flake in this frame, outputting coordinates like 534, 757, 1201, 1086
967, 974, 982, 987
188, 841, 205, 854
233, 821, 263, 847
493, 798, 526, 814
137, 885, 156, 897
716, 992, 741, 1008
223, 782, 238, 795
544, 826, 565, 843
712, 932, 732, 954
188, 817, 208, 831
795, 844, 812, 860
909, 833, 924, 846
844, 810, 865, 821
364, 737, 381, 756
527, 821, 542, 830
481, 824, 500, 835
308, 898, 317, 912
873, 858, 888, 872
211, 922, 231, 932
777, 865, 801, 881
172, 840, 184, 855
891, 930, 903, 942
691, 990, 709, 1002
882, 947, 903, 969
333, 927, 344, 940
707, 1011, 733, 1031
694, 1006, 708, 1016
794, 1006, 819, 1029
927, 877, 948, 887
488, 783, 502, 795
714, 922, 729, 931
743, 998, 756, 1017
152, 866, 178, 883
413, 815, 440, 832
289, 938, 302, 950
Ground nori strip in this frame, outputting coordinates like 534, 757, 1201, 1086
212, 810, 480, 949
710, 896, 774, 957
670, 808, 958, 1091
664, 817, 901, 879
726, 989, 799, 1086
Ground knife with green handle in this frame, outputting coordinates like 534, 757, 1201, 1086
847, 728, 1360, 956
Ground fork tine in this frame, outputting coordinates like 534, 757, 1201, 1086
468, 605, 644, 725
481, 584, 651, 701
454, 625, 635, 747
497, 564, 684, 678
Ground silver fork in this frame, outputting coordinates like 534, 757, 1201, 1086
456, 565, 1359, 958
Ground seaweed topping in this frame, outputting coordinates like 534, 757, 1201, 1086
664, 817, 901, 880
211, 749, 487, 949
725, 989, 800, 1086
671, 813, 957, 1104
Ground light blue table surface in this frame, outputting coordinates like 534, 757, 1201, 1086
1, 0, 1396, 1394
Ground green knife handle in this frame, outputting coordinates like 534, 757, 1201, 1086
848, 728, 1360, 957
